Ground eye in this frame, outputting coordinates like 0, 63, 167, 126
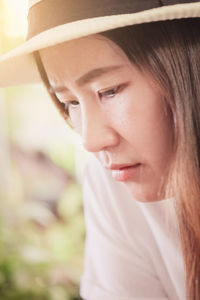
68, 100, 80, 107
99, 85, 121, 99
62, 100, 80, 111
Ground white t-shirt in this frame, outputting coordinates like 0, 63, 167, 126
80, 156, 186, 300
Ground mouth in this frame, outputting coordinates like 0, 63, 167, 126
108, 163, 142, 182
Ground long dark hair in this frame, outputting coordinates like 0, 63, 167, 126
35, 18, 200, 299
102, 19, 200, 300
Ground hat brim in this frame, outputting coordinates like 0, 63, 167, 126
0, 2, 200, 87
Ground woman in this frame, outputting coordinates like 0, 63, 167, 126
0, 1, 200, 299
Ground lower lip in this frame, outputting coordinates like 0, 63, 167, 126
111, 164, 141, 182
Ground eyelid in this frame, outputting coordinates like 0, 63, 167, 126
69, 100, 80, 106
98, 83, 124, 98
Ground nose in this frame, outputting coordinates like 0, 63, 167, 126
81, 106, 119, 153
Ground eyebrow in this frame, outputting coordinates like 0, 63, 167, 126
50, 65, 124, 93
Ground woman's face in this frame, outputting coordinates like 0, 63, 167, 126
40, 34, 173, 202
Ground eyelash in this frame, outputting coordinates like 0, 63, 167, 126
59, 84, 123, 112
98, 85, 122, 99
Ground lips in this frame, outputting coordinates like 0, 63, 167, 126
108, 163, 141, 182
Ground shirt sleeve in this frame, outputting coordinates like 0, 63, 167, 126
80, 157, 169, 300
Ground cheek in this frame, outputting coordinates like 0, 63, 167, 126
112, 93, 173, 160
146, 101, 173, 156
138, 109, 173, 180
104, 93, 135, 130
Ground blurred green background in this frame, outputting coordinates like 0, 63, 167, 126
0, 1, 88, 299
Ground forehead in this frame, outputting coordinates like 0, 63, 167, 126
39, 34, 131, 75
40, 35, 131, 85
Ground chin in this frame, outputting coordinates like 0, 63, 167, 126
124, 182, 164, 203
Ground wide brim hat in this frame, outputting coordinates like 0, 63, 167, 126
0, 0, 200, 87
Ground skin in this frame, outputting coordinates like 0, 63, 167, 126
40, 34, 173, 202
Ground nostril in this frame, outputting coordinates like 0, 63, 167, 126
99, 151, 112, 168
